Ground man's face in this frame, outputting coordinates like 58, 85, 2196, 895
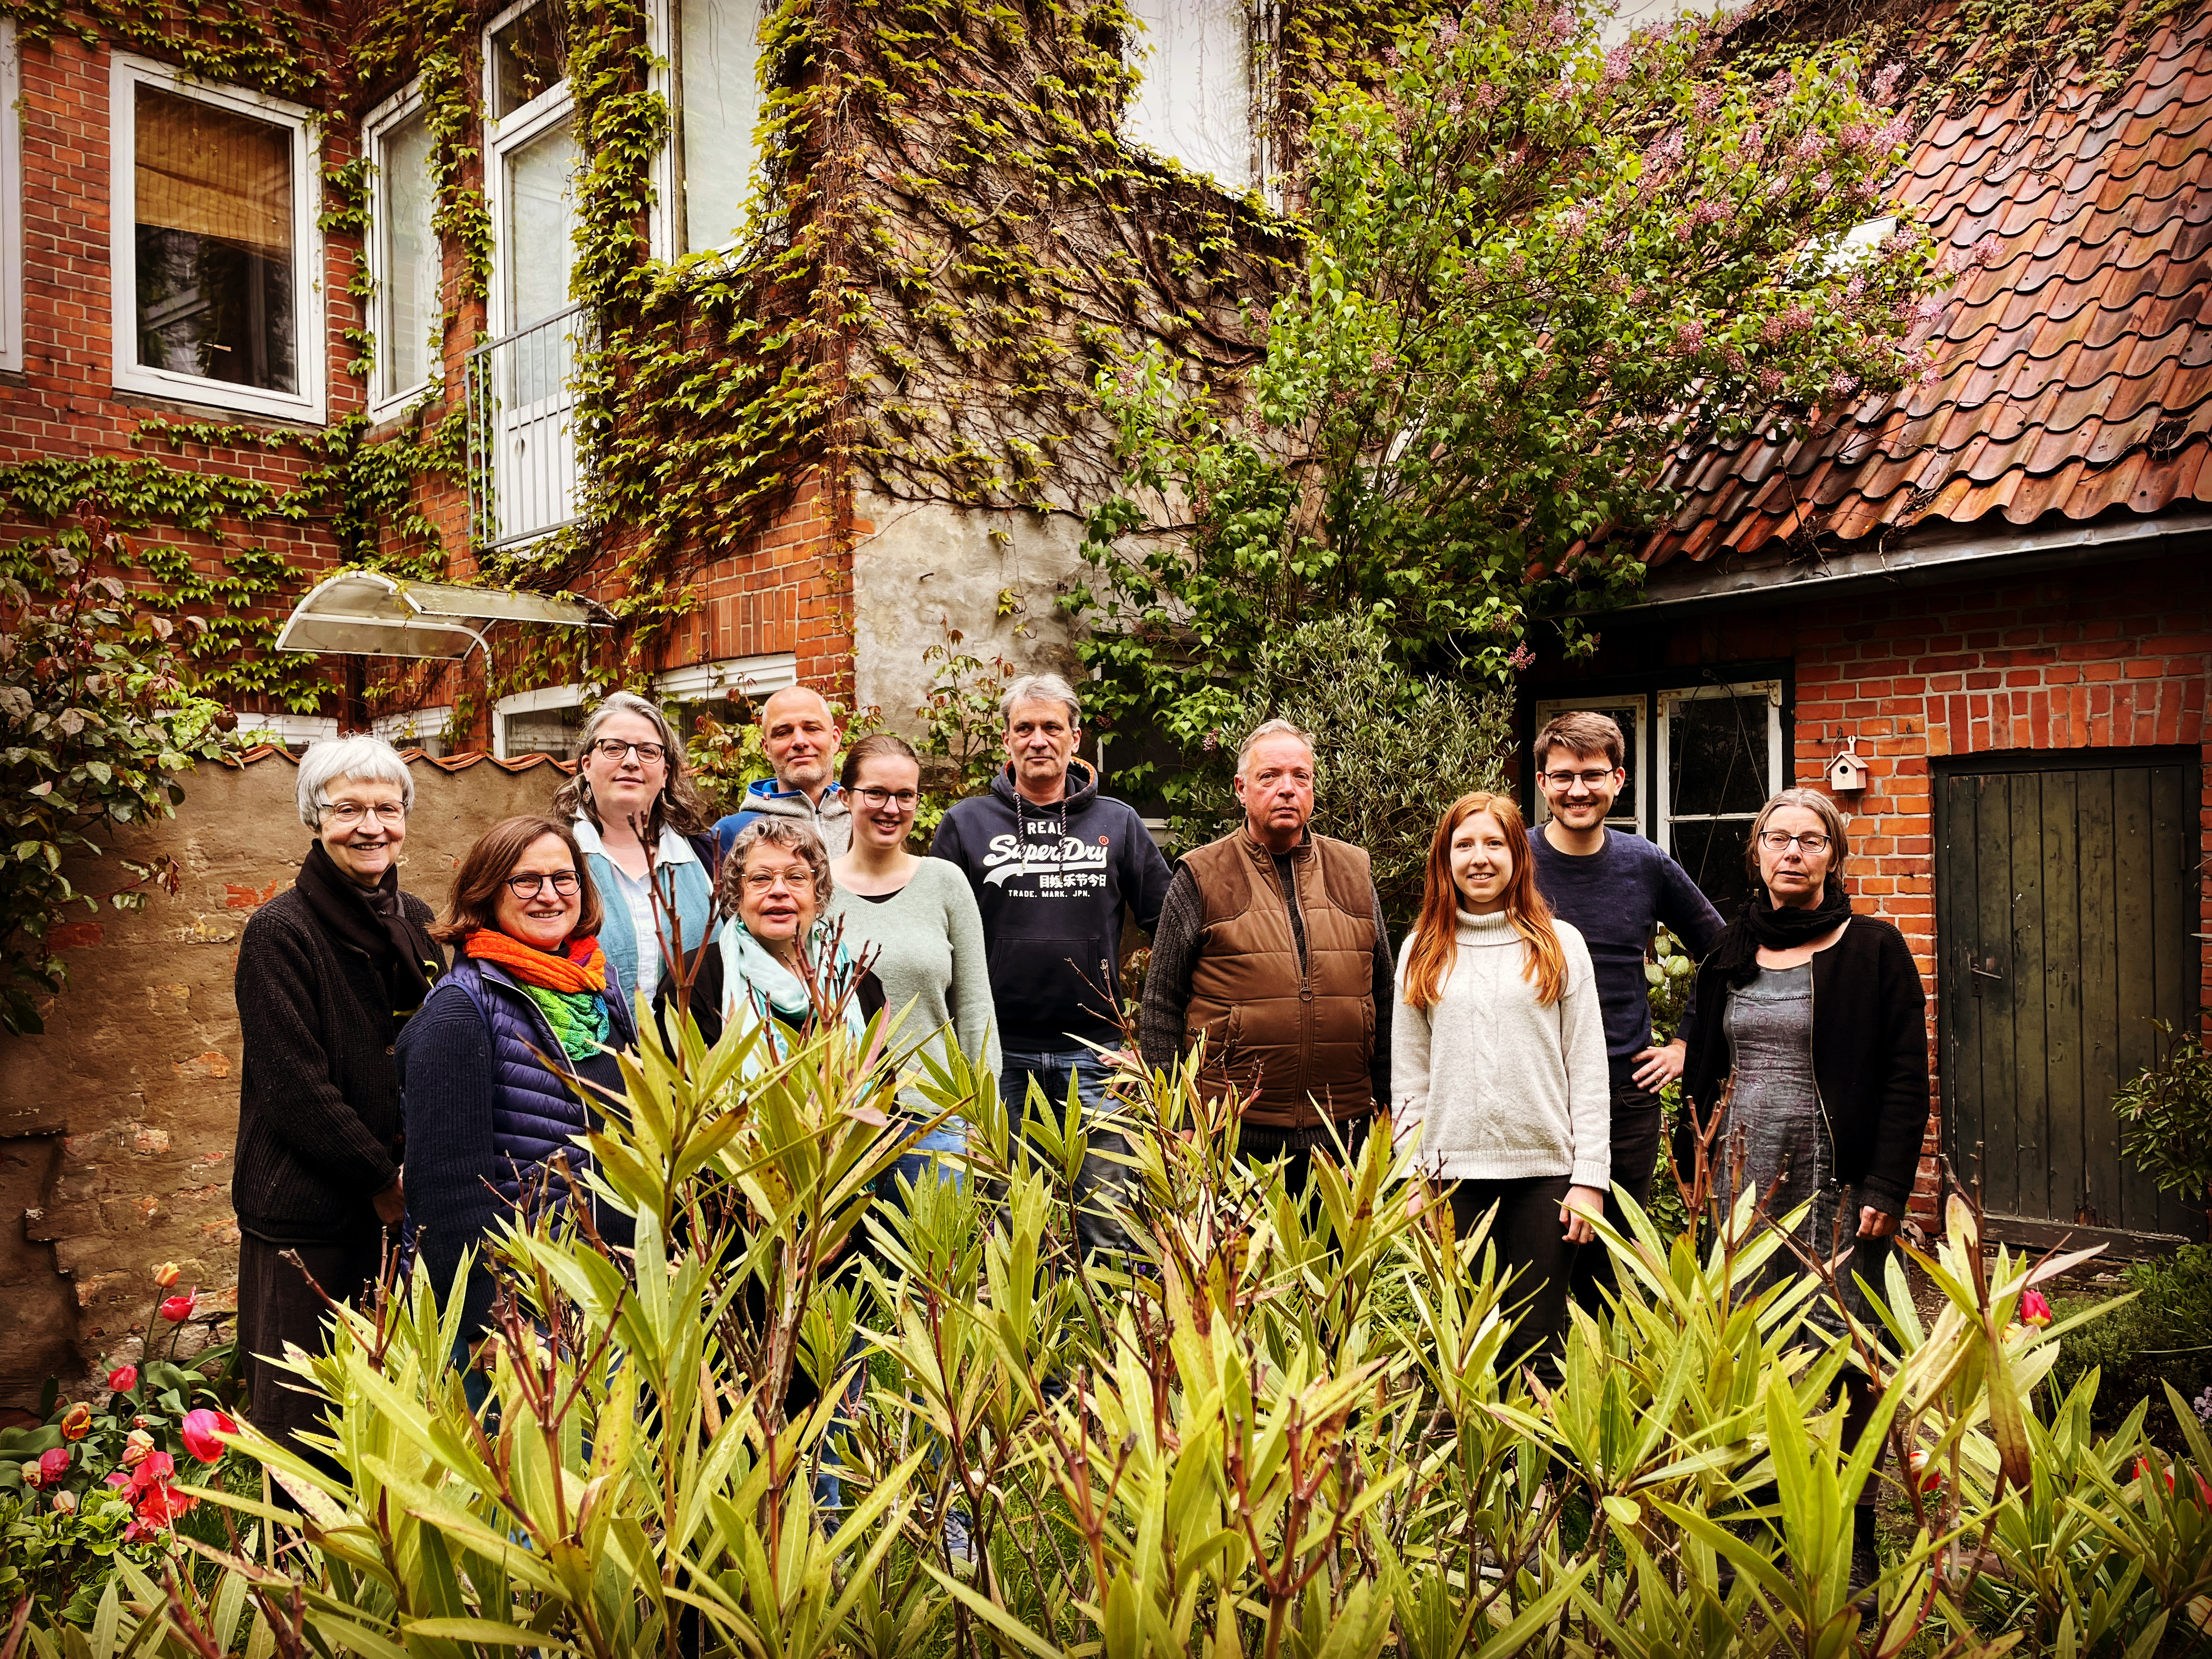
1534, 746, 1623, 832
1003, 699, 1079, 796
1234, 736, 1316, 843
762, 692, 840, 793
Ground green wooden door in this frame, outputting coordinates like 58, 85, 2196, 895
1936, 752, 2201, 1239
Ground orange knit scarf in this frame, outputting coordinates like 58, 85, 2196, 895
463, 929, 608, 994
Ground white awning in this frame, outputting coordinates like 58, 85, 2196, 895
273, 571, 607, 659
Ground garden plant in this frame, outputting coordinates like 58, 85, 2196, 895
4, 957, 2209, 1659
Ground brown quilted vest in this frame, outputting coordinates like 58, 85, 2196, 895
1180, 828, 1378, 1129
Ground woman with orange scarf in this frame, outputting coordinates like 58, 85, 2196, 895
398, 815, 638, 1342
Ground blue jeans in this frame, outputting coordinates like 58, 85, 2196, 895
1001, 1049, 1128, 1262
890, 1117, 970, 1197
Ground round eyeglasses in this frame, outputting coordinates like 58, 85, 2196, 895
319, 800, 407, 827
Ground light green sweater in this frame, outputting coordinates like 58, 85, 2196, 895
828, 859, 1000, 1107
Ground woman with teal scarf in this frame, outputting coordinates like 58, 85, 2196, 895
552, 691, 717, 1008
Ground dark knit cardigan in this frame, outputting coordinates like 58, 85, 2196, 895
232, 886, 436, 1243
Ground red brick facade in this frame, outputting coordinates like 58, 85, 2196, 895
1527, 549, 2212, 1233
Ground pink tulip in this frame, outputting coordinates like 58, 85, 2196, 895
178, 1408, 236, 1464
157, 1289, 196, 1323
2020, 1289, 2052, 1328
108, 1364, 138, 1393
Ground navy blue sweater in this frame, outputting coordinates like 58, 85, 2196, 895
1527, 828, 1725, 1068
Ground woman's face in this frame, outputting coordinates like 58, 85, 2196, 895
317, 776, 408, 888
582, 709, 669, 832
1755, 804, 1836, 907
1449, 810, 1514, 913
848, 753, 921, 853
494, 832, 584, 951
737, 843, 820, 951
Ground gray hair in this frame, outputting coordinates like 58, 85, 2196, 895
296, 736, 414, 829
718, 817, 834, 912
999, 673, 1082, 730
1745, 787, 1852, 885
1235, 718, 1316, 778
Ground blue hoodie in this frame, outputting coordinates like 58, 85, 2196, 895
929, 759, 1172, 1051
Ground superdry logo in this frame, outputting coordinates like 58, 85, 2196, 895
981, 832, 1111, 889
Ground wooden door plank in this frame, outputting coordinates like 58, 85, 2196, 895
2006, 771, 2050, 1221
1936, 771, 1980, 1194
1974, 772, 2021, 1216
2106, 765, 2158, 1231
2135, 764, 2196, 1235
2037, 770, 2083, 1231
2075, 765, 2122, 1232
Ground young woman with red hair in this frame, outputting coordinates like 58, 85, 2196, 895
1392, 791, 1610, 1375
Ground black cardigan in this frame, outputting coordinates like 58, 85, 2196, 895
1678, 912, 1929, 1216
232, 887, 439, 1243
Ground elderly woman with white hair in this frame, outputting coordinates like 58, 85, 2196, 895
232, 736, 443, 1465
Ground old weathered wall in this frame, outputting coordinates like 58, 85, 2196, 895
0, 748, 569, 1410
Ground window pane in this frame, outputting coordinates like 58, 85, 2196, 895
377, 106, 438, 400
505, 115, 578, 341
133, 85, 295, 393
492, 3, 568, 119
1124, 0, 1251, 189
1667, 695, 1769, 818
1668, 819, 1755, 921
678, 0, 760, 252
505, 706, 582, 759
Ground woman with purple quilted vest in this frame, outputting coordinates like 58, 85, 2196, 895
398, 814, 637, 1344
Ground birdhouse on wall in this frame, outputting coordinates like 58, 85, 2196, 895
1827, 743, 1870, 792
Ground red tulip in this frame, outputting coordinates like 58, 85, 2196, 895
37, 1447, 70, 1485
58, 1402, 91, 1441
135, 1449, 174, 1486
134, 1480, 194, 1527
107, 1364, 138, 1393
179, 1408, 236, 1464
157, 1289, 196, 1323
103, 1470, 131, 1489
2020, 1289, 2053, 1328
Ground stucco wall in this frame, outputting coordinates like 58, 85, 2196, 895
0, 749, 570, 1410
850, 489, 1094, 731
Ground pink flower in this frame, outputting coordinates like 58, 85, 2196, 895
1871, 62, 1904, 104
108, 1365, 138, 1393
179, 1409, 237, 1464
1694, 82, 1724, 118
157, 1289, 196, 1323
2021, 1289, 2052, 1327
49, 1489, 78, 1515
1758, 366, 1785, 395
121, 1429, 155, 1469
38, 1447, 70, 1485
1549, 4, 1575, 38
1791, 131, 1826, 166
1673, 319, 1707, 355
1507, 643, 1536, 672
1601, 43, 1633, 85
1435, 15, 1460, 44
1827, 371, 1863, 399
1971, 232, 2003, 266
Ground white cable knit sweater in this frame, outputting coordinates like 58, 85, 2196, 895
1390, 909, 1611, 1189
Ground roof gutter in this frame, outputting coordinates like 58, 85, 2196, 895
1613, 510, 2212, 619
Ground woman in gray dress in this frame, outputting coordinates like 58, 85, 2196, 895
1679, 786, 1930, 1606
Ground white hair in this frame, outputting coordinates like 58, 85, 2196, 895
999, 673, 1082, 729
1235, 718, 1315, 778
296, 736, 415, 829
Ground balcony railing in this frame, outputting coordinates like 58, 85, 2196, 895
465, 303, 589, 554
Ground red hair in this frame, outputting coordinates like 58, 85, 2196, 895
1401, 792, 1568, 1010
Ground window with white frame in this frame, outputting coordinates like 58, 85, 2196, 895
110, 57, 323, 420
1525, 678, 1786, 918
1123, 0, 1254, 191
665, 0, 764, 255
364, 87, 441, 416
370, 704, 454, 755
0, 21, 22, 374
495, 684, 586, 759
234, 712, 340, 753
486, 1, 578, 347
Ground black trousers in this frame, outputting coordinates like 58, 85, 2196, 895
1234, 1113, 1373, 1209
1570, 1076, 1664, 1316
238, 1228, 385, 1466
1448, 1175, 1576, 1382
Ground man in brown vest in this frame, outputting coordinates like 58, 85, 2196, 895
1138, 719, 1394, 1196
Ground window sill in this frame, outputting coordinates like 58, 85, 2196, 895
112, 365, 325, 426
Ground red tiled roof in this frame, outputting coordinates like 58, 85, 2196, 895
221, 744, 578, 774
1643, 9, 2212, 568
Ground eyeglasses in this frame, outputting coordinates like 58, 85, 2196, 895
589, 738, 667, 765
1757, 830, 1831, 854
852, 786, 919, 810
741, 869, 814, 894
505, 871, 580, 897
320, 800, 406, 826
1540, 769, 1618, 789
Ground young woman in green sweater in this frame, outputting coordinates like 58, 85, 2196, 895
828, 735, 1000, 1185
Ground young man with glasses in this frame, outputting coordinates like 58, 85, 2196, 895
1526, 711, 1724, 1315
712, 686, 853, 860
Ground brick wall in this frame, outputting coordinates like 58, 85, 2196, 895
1529, 548, 2212, 1227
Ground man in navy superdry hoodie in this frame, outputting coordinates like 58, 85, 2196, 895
930, 672, 1172, 1259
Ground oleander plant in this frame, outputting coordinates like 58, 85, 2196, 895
6, 976, 2209, 1659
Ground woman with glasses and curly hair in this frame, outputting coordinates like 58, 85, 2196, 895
398, 814, 637, 1345
551, 691, 716, 1012
1678, 786, 1928, 1609
1392, 791, 1609, 1380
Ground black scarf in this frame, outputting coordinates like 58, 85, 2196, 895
295, 840, 442, 1018
1705, 879, 1853, 986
